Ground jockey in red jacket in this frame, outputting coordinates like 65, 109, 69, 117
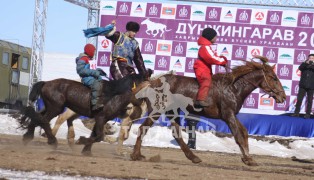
194, 28, 227, 107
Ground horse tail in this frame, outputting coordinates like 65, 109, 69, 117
191, 100, 202, 112
18, 106, 43, 129
29, 81, 45, 103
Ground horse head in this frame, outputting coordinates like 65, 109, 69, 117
141, 18, 149, 25
255, 56, 286, 103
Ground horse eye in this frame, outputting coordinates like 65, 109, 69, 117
273, 77, 277, 81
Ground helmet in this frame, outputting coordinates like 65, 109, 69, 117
84, 44, 96, 58
126, 21, 140, 32
202, 28, 217, 41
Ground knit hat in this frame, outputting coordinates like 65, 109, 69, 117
202, 28, 217, 41
84, 44, 96, 58
126, 21, 140, 32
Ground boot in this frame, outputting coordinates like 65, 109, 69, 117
91, 80, 103, 111
290, 113, 299, 117
304, 114, 311, 119
195, 100, 210, 107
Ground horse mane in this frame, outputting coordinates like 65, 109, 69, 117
150, 70, 177, 80
213, 56, 270, 84
103, 74, 144, 96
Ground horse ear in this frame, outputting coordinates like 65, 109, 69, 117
272, 64, 276, 70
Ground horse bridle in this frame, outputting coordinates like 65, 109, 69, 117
242, 69, 284, 98
260, 69, 285, 97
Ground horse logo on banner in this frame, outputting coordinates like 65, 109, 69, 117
141, 19, 172, 37
135, 77, 201, 121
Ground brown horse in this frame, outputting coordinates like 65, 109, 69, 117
45, 71, 175, 153
19, 74, 147, 155
130, 56, 286, 166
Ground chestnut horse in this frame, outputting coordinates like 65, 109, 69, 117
130, 56, 286, 166
19, 74, 146, 155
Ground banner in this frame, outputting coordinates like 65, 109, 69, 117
96, 0, 314, 115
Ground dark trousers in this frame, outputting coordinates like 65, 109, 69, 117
295, 87, 314, 115
110, 60, 135, 80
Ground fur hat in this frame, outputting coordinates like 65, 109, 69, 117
202, 28, 217, 41
126, 21, 140, 32
84, 44, 96, 58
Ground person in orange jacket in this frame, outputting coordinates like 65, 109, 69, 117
194, 28, 228, 107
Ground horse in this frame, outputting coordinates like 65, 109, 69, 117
18, 74, 147, 155
130, 56, 286, 166
141, 19, 172, 37
45, 71, 177, 154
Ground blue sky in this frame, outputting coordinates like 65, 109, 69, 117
0, 0, 88, 54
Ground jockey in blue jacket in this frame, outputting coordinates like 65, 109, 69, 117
76, 44, 106, 111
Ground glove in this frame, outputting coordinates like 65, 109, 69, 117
96, 68, 107, 77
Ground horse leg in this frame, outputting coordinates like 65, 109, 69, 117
23, 122, 36, 145
160, 30, 164, 37
117, 116, 132, 155
225, 115, 257, 166
51, 113, 67, 136
39, 112, 60, 148
130, 117, 155, 161
20, 106, 40, 145
21, 106, 58, 148
66, 117, 76, 149
65, 114, 80, 148
116, 103, 134, 154
117, 102, 146, 155
51, 108, 76, 136
79, 116, 106, 156
171, 120, 202, 163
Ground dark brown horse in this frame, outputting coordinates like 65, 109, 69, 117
19, 74, 146, 155
130, 56, 286, 166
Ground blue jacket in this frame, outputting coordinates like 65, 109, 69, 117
76, 53, 101, 86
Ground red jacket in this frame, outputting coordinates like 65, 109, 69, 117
193, 36, 227, 75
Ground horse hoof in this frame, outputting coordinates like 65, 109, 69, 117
22, 138, 32, 145
22, 135, 34, 145
75, 136, 87, 145
130, 153, 146, 161
82, 150, 92, 156
241, 157, 258, 166
191, 156, 202, 163
48, 139, 58, 149
116, 148, 131, 156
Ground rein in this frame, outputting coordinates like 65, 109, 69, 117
261, 70, 284, 97
241, 68, 284, 98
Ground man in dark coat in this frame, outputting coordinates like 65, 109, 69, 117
291, 54, 314, 119
105, 20, 148, 80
